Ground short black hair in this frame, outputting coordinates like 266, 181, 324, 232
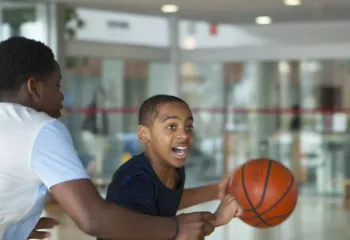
139, 94, 188, 126
0, 36, 56, 93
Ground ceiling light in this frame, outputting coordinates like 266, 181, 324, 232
255, 16, 272, 25
284, 0, 301, 6
161, 4, 179, 13
285, 0, 301, 5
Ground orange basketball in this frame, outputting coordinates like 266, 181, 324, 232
229, 158, 299, 228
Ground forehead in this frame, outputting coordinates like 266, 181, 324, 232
157, 101, 192, 119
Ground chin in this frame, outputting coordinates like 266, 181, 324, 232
169, 156, 187, 168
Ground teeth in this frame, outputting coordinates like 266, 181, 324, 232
175, 146, 187, 150
176, 151, 185, 156
173, 146, 188, 157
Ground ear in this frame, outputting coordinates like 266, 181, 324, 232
137, 125, 150, 143
26, 77, 41, 100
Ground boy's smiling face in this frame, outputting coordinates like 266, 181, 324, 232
139, 101, 194, 168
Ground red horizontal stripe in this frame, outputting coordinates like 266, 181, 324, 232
63, 107, 348, 114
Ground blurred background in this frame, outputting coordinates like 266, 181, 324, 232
2, 0, 350, 239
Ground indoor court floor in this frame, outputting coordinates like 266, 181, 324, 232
43, 196, 350, 240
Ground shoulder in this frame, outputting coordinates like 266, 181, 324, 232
107, 154, 157, 196
36, 119, 70, 137
105, 155, 160, 215
14, 104, 55, 129
32, 119, 74, 152
111, 154, 155, 186
31, 119, 88, 188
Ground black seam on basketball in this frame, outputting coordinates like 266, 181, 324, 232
254, 159, 273, 210
240, 174, 295, 221
254, 213, 292, 227
249, 213, 291, 227
241, 163, 271, 227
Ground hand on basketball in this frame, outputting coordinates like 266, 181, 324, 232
176, 212, 216, 240
27, 217, 59, 239
211, 195, 244, 227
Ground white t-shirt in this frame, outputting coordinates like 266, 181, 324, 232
0, 103, 89, 240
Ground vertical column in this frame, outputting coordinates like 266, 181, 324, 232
101, 60, 125, 174
223, 63, 247, 174
280, 61, 306, 184
278, 61, 301, 131
47, 2, 65, 72
201, 63, 224, 176
279, 61, 292, 131
167, 14, 180, 96
148, 63, 170, 96
35, 3, 50, 44
248, 62, 276, 159
148, 14, 180, 97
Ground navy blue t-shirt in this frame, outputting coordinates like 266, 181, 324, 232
105, 153, 185, 217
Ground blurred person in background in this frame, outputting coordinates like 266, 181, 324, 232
81, 85, 110, 177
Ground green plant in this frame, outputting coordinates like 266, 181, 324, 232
64, 7, 85, 39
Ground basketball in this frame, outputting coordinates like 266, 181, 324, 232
229, 158, 299, 228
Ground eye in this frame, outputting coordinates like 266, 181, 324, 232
186, 125, 194, 131
167, 124, 176, 130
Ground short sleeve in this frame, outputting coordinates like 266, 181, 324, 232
106, 175, 158, 215
31, 120, 89, 189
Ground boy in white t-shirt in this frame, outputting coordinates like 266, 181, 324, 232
0, 36, 216, 240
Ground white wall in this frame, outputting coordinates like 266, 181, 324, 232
72, 8, 169, 47
72, 7, 350, 49
72, 8, 268, 48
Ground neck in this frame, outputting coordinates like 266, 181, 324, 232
0, 91, 27, 106
144, 149, 177, 189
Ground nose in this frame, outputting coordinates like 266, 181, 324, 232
177, 128, 189, 141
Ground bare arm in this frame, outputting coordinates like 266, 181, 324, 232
50, 179, 176, 239
179, 184, 218, 210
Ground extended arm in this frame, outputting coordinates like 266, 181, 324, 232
51, 179, 175, 239
179, 183, 218, 210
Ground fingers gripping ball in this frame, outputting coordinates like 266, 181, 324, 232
229, 158, 299, 228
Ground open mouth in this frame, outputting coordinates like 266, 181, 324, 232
171, 146, 188, 158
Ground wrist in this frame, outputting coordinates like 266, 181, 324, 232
210, 183, 220, 200
210, 212, 222, 228
169, 216, 179, 240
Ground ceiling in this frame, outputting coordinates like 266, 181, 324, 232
57, 0, 350, 24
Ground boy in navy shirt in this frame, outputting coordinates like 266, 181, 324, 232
104, 95, 243, 238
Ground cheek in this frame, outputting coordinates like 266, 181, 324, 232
42, 87, 59, 99
42, 91, 62, 110
151, 130, 172, 145
52, 90, 64, 103
188, 134, 194, 144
